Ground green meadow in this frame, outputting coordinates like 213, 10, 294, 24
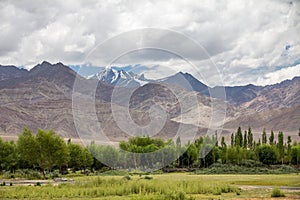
0, 173, 299, 200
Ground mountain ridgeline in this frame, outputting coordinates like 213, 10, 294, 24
0, 61, 299, 140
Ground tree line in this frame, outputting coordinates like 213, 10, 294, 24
0, 129, 93, 178
0, 127, 300, 177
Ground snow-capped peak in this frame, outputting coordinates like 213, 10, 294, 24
88, 68, 149, 87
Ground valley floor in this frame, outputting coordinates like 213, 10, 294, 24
0, 173, 299, 199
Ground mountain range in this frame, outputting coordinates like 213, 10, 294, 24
88, 67, 150, 88
89, 67, 300, 110
0, 61, 299, 142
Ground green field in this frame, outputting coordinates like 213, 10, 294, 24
0, 173, 299, 199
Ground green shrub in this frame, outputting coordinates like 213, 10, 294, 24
165, 191, 186, 200
123, 175, 131, 180
277, 165, 297, 173
49, 170, 60, 179
100, 170, 128, 176
271, 187, 285, 197
177, 191, 186, 200
144, 175, 153, 180
194, 164, 299, 174
212, 190, 221, 195
14, 169, 43, 179
35, 182, 41, 186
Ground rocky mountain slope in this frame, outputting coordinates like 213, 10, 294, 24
0, 65, 28, 81
0, 62, 200, 141
0, 61, 299, 141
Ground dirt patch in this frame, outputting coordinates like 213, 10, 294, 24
0, 178, 74, 186
239, 185, 300, 192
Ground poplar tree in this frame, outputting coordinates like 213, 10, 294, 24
247, 127, 253, 149
262, 128, 267, 144
269, 130, 274, 145
287, 135, 292, 162
243, 130, 248, 148
277, 131, 284, 164
235, 127, 243, 147
231, 133, 234, 147
221, 136, 226, 148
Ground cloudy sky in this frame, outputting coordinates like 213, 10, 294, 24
0, 0, 300, 86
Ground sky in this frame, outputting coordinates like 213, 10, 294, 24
0, 0, 300, 86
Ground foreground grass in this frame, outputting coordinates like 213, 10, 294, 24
189, 174, 300, 187
0, 173, 299, 199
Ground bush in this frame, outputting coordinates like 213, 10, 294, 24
239, 160, 263, 168
123, 175, 131, 180
48, 170, 60, 179
144, 175, 153, 180
276, 165, 297, 173
165, 191, 186, 200
271, 187, 285, 197
100, 170, 128, 176
14, 169, 43, 179
36, 182, 41, 186
177, 191, 186, 200
194, 163, 299, 174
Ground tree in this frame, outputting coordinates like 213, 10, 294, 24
291, 146, 300, 166
253, 141, 257, 150
235, 127, 243, 147
226, 146, 238, 164
176, 137, 182, 166
247, 127, 253, 149
269, 130, 274, 145
87, 143, 106, 170
120, 136, 165, 153
0, 139, 17, 171
219, 136, 227, 164
262, 128, 267, 144
214, 131, 218, 146
287, 136, 292, 163
119, 136, 171, 169
243, 130, 248, 148
80, 148, 93, 171
176, 137, 181, 148
68, 143, 83, 170
35, 129, 69, 178
235, 146, 244, 164
231, 133, 234, 147
194, 136, 203, 149
221, 136, 226, 148
186, 144, 198, 167
101, 146, 119, 169
199, 143, 214, 168
257, 145, 277, 165
277, 131, 284, 164
212, 146, 220, 164
17, 128, 38, 168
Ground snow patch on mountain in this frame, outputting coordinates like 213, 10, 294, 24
88, 67, 150, 87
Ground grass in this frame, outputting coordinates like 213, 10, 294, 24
0, 173, 299, 199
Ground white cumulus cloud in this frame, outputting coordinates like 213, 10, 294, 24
0, 0, 299, 86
